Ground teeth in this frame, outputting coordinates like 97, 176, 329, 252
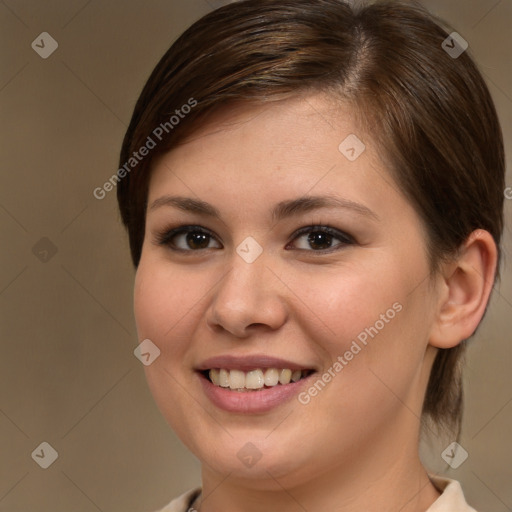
210, 368, 220, 386
219, 369, 230, 387
229, 370, 245, 390
264, 368, 279, 386
279, 369, 292, 384
246, 369, 265, 389
208, 368, 309, 390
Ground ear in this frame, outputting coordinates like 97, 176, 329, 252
429, 229, 498, 349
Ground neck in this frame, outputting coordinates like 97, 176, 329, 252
195, 432, 440, 512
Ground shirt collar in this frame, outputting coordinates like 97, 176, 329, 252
427, 476, 477, 511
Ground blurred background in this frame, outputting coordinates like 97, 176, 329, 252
0, 0, 510, 510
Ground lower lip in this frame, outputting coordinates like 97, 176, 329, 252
197, 372, 315, 413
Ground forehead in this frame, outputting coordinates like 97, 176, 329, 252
148, 93, 376, 194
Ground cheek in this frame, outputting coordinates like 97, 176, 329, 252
285, 258, 409, 350
133, 259, 208, 431
134, 258, 204, 344
291, 254, 431, 392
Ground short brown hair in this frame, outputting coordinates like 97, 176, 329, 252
117, 0, 505, 436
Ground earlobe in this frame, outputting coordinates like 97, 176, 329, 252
429, 229, 498, 349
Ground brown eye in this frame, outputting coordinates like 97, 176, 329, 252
307, 231, 334, 250
157, 226, 222, 251
289, 226, 354, 252
186, 232, 211, 249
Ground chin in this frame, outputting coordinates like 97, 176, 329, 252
189, 431, 315, 486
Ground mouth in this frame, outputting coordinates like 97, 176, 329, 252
195, 354, 318, 412
199, 368, 316, 392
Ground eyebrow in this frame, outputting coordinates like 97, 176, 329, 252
148, 194, 379, 221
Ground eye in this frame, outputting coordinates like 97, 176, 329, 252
155, 224, 354, 254
156, 225, 222, 252
287, 225, 354, 252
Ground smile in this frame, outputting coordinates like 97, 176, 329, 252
204, 368, 314, 392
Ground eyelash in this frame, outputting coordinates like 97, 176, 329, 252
154, 224, 355, 254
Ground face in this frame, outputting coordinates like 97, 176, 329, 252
134, 94, 440, 489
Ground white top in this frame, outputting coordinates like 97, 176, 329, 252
152, 476, 477, 512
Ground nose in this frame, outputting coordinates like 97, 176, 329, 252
205, 252, 288, 338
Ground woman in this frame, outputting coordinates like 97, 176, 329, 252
117, 0, 505, 510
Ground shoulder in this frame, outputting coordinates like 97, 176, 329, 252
427, 476, 478, 512
151, 479, 476, 512
151, 487, 202, 512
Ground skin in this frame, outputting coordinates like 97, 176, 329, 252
133, 93, 497, 512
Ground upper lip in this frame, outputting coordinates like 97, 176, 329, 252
196, 354, 316, 372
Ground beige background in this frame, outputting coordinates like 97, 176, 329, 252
0, 0, 510, 510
